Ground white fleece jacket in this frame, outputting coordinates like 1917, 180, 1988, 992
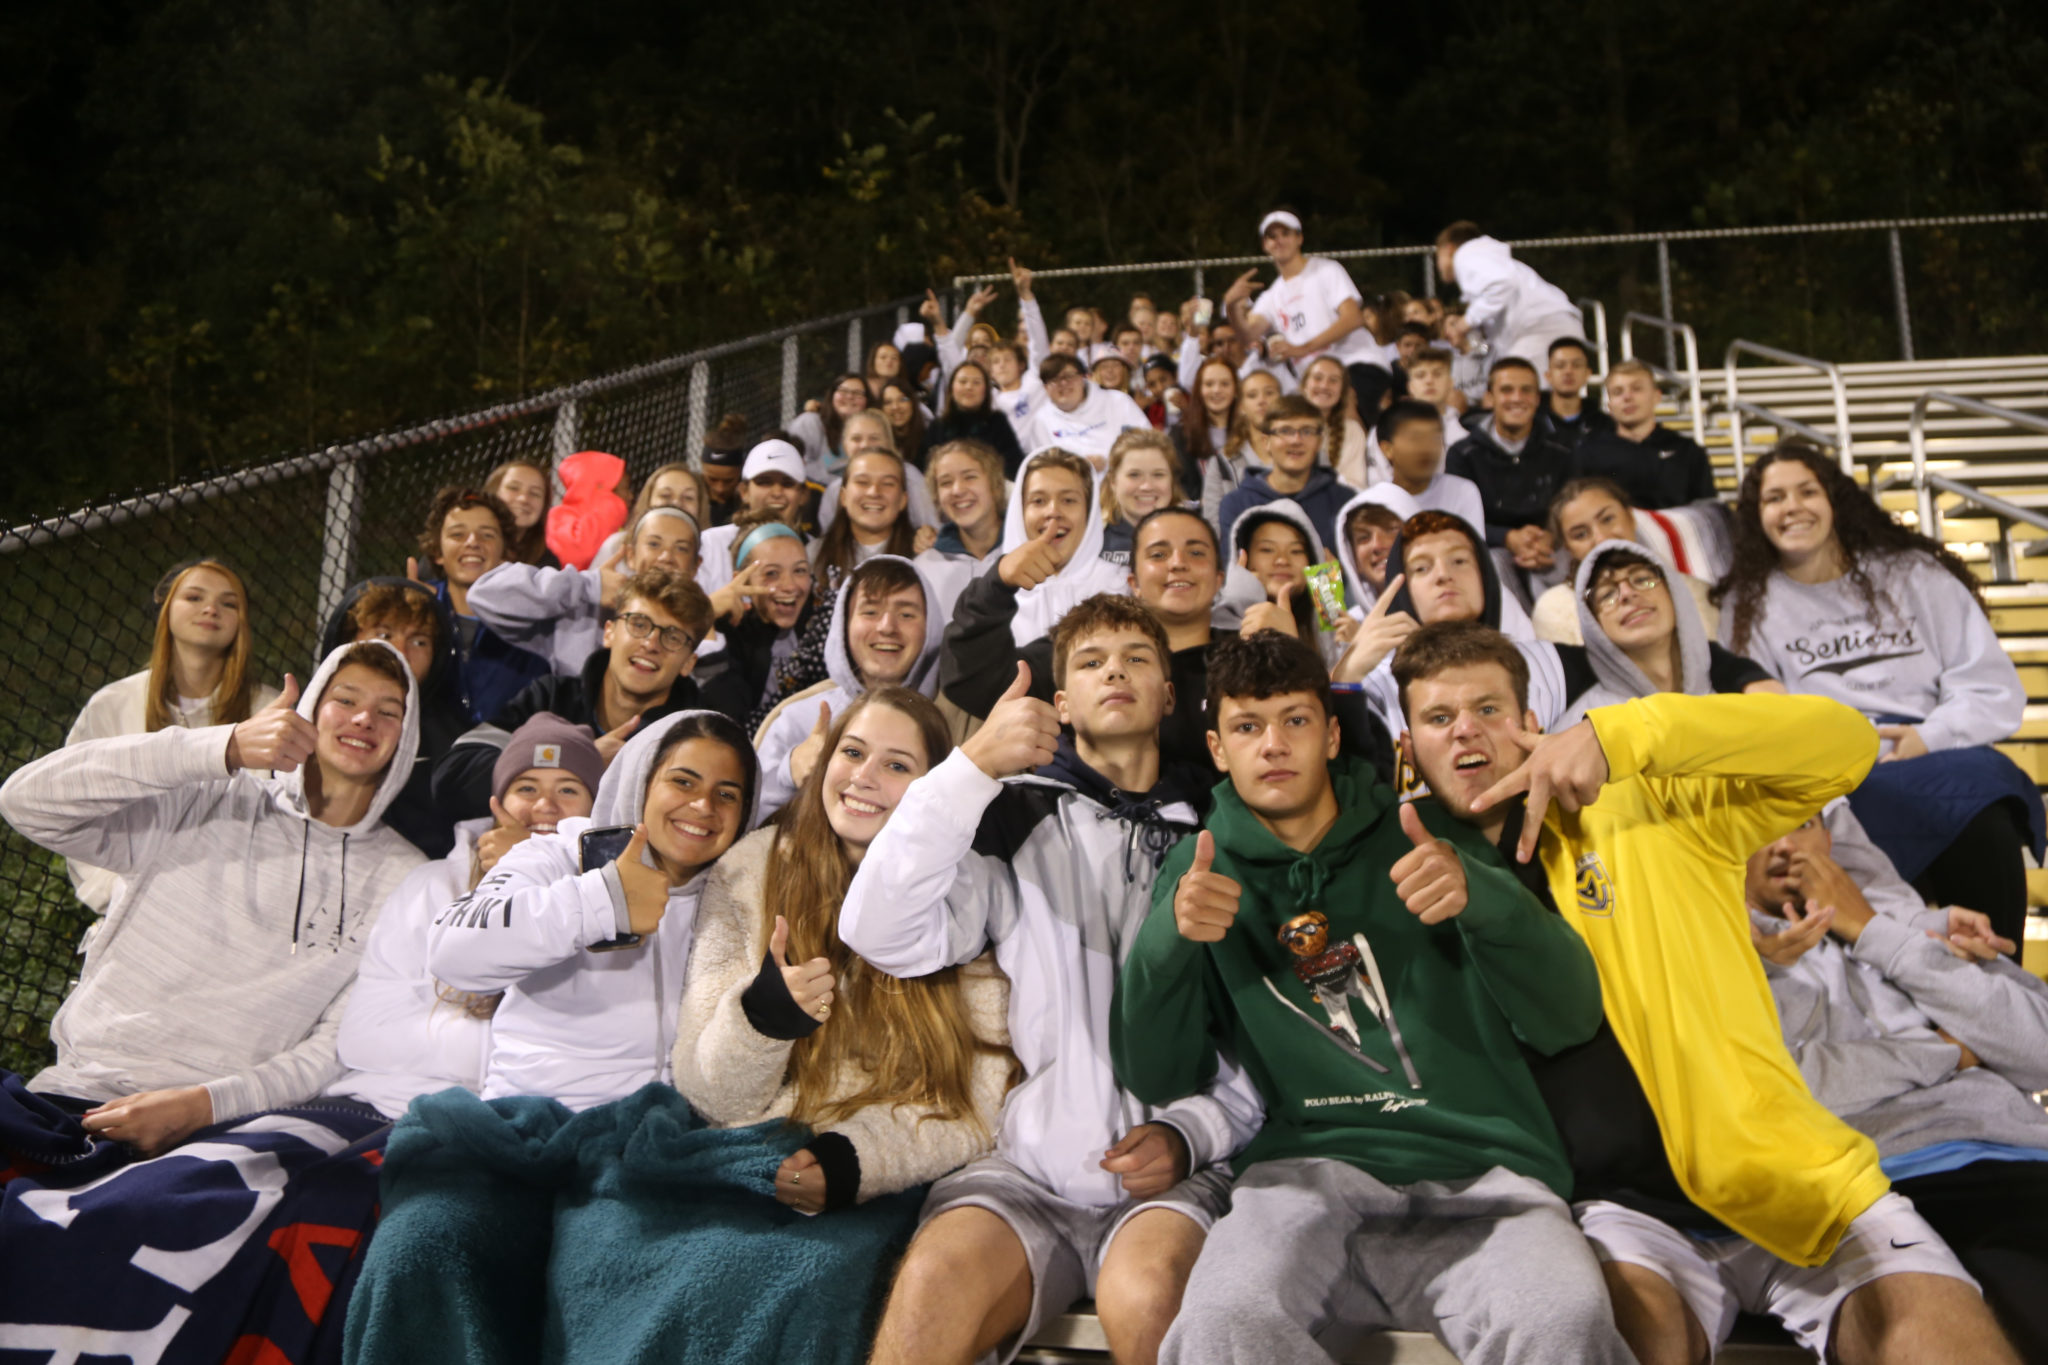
1450, 236, 1584, 351
672, 826, 1012, 1202
1023, 382, 1151, 464
466, 560, 606, 676
0, 641, 425, 1120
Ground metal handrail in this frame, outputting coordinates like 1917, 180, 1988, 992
1577, 297, 1609, 396
1724, 340, 1855, 481
1617, 313, 1705, 447
1910, 391, 2048, 541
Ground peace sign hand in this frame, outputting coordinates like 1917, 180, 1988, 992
1468, 720, 1612, 863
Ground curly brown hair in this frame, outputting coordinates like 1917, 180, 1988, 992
1712, 440, 1983, 653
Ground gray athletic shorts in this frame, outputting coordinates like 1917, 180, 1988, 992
920, 1152, 1234, 1365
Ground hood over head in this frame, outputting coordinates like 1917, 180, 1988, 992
1385, 511, 1533, 640
1217, 497, 1333, 624
1001, 446, 1112, 579
822, 553, 947, 698
1561, 537, 1710, 727
592, 708, 762, 837
1331, 486, 1421, 610
272, 637, 421, 832
558, 450, 626, 499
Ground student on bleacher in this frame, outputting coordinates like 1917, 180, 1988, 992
415, 486, 552, 722
320, 576, 469, 858
865, 339, 907, 403
467, 503, 700, 675
1224, 209, 1390, 413
811, 448, 919, 595
1301, 355, 1371, 487
880, 381, 929, 472
330, 713, 602, 1119
482, 459, 558, 568
846, 597, 1263, 1365
787, 373, 872, 484
698, 440, 814, 597
1114, 630, 1630, 1365
1447, 358, 1576, 606
697, 516, 828, 731
1717, 440, 2042, 952
433, 568, 712, 820
751, 556, 945, 821
986, 341, 1045, 456
1369, 398, 1488, 537
1575, 359, 1717, 509
1024, 352, 1151, 468
1332, 487, 1414, 604
1100, 430, 1185, 568
1091, 352, 1135, 402
925, 359, 1027, 480
63, 558, 279, 912
1748, 816, 2048, 1359
1174, 358, 1262, 534
1364, 345, 1468, 480
1530, 478, 1724, 644
1217, 395, 1360, 554
916, 438, 1008, 619
701, 415, 750, 528
1396, 623, 2020, 1365
589, 459, 710, 569
675, 688, 1012, 1219
1536, 337, 1615, 451
815, 412, 943, 537
1225, 503, 1339, 664
1434, 221, 1588, 372
0, 640, 423, 1154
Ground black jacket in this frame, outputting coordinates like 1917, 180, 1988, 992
1446, 422, 1576, 546
925, 407, 1027, 481
1574, 425, 1718, 510
430, 646, 702, 822
1537, 396, 1616, 452
695, 599, 826, 732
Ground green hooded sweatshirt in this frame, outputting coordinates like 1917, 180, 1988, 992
1111, 754, 1603, 1197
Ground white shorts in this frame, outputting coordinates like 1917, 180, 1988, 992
1577, 1192, 1978, 1358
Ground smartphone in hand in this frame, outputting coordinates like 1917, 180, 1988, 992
580, 824, 645, 952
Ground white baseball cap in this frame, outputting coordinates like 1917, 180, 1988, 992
892, 321, 927, 350
741, 439, 806, 484
1259, 210, 1303, 237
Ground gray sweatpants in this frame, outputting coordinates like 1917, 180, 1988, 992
1161, 1158, 1633, 1365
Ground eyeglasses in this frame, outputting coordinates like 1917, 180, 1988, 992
617, 612, 698, 654
1587, 569, 1665, 613
1269, 423, 1322, 441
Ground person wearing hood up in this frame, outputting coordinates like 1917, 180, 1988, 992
1557, 540, 1782, 730
1115, 630, 1624, 1365
433, 567, 713, 822
1216, 394, 1361, 555
1331, 486, 1418, 609
848, 595, 1264, 1365
1529, 477, 1725, 646
467, 502, 702, 678
1023, 353, 1151, 468
751, 555, 945, 820
0, 639, 426, 1155
916, 438, 1009, 619
1219, 500, 1348, 670
415, 486, 552, 723
544, 449, 630, 571
321, 576, 470, 858
1433, 222, 1587, 373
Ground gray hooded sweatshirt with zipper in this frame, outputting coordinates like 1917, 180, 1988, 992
0, 640, 424, 1120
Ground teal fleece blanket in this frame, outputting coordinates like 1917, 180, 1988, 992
343, 1085, 925, 1365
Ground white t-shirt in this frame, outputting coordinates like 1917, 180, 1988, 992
1249, 257, 1378, 368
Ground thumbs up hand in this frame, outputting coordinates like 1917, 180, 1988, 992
1240, 581, 1300, 639
998, 521, 1064, 590
770, 914, 836, 1024
960, 661, 1060, 779
788, 700, 835, 791
1173, 830, 1244, 943
225, 674, 318, 773
1390, 801, 1468, 924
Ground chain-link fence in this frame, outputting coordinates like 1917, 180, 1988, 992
0, 293, 920, 1078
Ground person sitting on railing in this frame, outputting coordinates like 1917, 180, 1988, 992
1536, 337, 1615, 451
1223, 208, 1391, 415
482, 459, 560, 569
1529, 477, 1724, 645
413, 486, 553, 723
926, 359, 1027, 481
62, 558, 279, 915
1574, 359, 1717, 510
1099, 430, 1186, 568
465, 502, 700, 677
1022, 352, 1151, 469
432, 568, 712, 822
1434, 220, 1589, 375
1217, 394, 1362, 555
1447, 358, 1576, 609
917, 439, 1009, 619
1715, 440, 2043, 955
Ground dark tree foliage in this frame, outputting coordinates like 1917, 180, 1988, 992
2, 0, 2044, 520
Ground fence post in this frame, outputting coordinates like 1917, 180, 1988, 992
781, 336, 800, 426
685, 360, 709, 467
1655, 237, 1675, 372
896, 304, 909, 328
1889, 229, 1915, 362
847, 317, 862, 373
1193, 267, 1205, 303
1423, 248, 1436, 299
315, 459, 363, 629
550, 398, 579, 499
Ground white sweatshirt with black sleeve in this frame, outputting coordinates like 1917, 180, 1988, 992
466, 560, 605, 677
1449, 236, 1583, 350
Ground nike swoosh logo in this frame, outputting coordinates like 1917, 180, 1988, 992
1802, 649, 1924, 677
1890, 1238, 1922, 1249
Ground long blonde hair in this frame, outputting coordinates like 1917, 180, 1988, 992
145, 559, 255, 732
765, 688, 1013, 1131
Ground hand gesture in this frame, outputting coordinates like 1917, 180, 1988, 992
1333, 575, 1418, 684
789, 701, 834, 792
595, 712, 640, 767
1099, 1122, 1190, 1199
226, 675, 317, 773
913, 524, 938, 556
998, 521, 1063, 590
598, 542, 631, 609
475, 796, 530, 881
1505, 525, 1555, 571
966, 284, 1000, 316
1240, 583, 1300, 639
1751, 899, 1835, 967
1875, 724, 1929, 763
770, 913, 836, 1025
1222, 268, 1262, 310
1173, 831, 1243, 942
775, 1148, 828, 1214
713, 558, 773, 623
1390, 803, 1467, 924
1469, 720, 1612, 863
919, 289, 943, 326
960, 662, 1060, 778
1784, 850, 1873, 941
1008, 258, 1035, 302
405, 556, 428, 584
613, 824, 672, 935
81, 1086, 214, 1157
1928, 906, 2017, 962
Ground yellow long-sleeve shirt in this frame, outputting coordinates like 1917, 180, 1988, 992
1539, 692, 1890, 1266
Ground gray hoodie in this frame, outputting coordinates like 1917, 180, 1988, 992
752, 555, 947, 819
1560, 538, 1711, 729
0, 640, 425, 1120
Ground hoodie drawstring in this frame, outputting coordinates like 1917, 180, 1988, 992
1101, 796, 1184, 879
1286, 855, 1330, 911
289, 824, 352, 954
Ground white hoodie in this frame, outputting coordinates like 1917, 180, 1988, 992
0, 640, 425, 1120
998, 448, 1134, 645
1022, 381, 1151, 463
1450, 236, 1584, 351
752, 555, 948, 819
467, 560, 606, 676
425, 710, 756, 1111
